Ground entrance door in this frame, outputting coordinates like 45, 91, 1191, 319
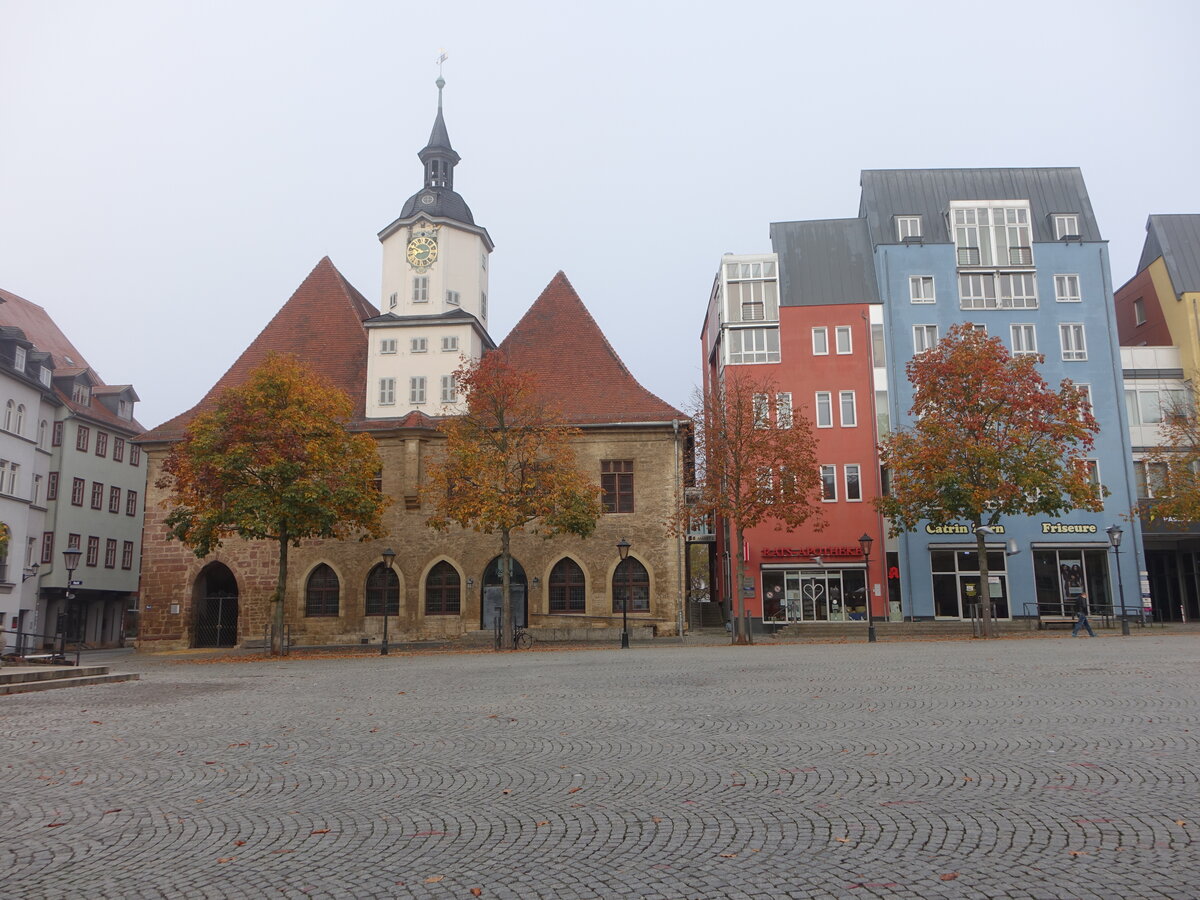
193, 564, 239, 648
480, 555, 528, 630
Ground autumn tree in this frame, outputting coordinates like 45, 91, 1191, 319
1138, 389, 1200, 524
158, 353, 389, 655
423, 353, 602, 650
686, 372, 824, 644
875, 323, 1103, 638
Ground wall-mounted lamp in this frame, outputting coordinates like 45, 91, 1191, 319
22, 562, 40, 582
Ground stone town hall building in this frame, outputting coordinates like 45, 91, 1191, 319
135, 80, 689, 649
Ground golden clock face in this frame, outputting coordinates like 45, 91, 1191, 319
407, 235, 438, 267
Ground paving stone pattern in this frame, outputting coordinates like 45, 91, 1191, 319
1, 637, 1198, 899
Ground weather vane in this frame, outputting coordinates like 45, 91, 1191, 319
437, 50, 447, 78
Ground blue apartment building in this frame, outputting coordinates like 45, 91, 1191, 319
855, 168, 1142, 621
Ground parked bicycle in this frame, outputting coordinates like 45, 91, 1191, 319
492, 619, 534, 650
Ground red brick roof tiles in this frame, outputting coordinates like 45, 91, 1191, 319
139, 257, 378, 443
498, 272, 683, 425
0, 287, 144, 433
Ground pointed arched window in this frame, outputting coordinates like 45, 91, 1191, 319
365, 564, 400, 616
612, 557, 650, 613
305, 564, 340, 617
425, 561, 460, 616
549, 558, 586, 613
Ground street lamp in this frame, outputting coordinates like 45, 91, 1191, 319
859, 533, 876, 643
380, 547, 396, 655
1105, 525, 1130, 636
616, 538, 631, 649
62, 549, 81, 596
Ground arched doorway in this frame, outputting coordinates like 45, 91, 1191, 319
193, 563, 239, 648
481, 555, 527, 631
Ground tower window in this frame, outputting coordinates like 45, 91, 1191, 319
412, 277, 429, 303
445, 290, 460, 306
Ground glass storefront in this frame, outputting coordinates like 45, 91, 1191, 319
930, 549, 1010, 619
762, 568, 867, 623
1032, 548, 1111, 615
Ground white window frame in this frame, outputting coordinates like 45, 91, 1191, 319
1054, 274, 1081, 303
13, 347, 25, 370
844, 464, 862, 502
441, 336, 459, 352
409, 377, 427, 404
380, 338, 397, 354
441, 374, 457, 403
1054, 214, 1080, 240
388, 292, 398, 310
727, 327, 780, 364
959, 273, 997, 309
913, 325, 938, 354
998, 272, 1038, 308
412, 276, 429, 303
445, 289, 461, 306
820, 464, 837, 502
812, 327, 829, 356
1133, 297, 1146, 325
1060, 324, 1087, 361
776, 392, 793, 429
480, 292, 488, 320
839, 391, 857, 427
752, 393, 770, 428
815, 392, 833, 428
39, 367, 51, 387
909, 275, 935, 304
951, 201, 1033, 268
378, 378, 395, 406
835, 326, 853, 355
1010, 324, 1038, 356
896, 216, 922, 240
410, 337, 427, 353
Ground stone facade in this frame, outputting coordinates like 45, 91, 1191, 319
137, 423, 687, 648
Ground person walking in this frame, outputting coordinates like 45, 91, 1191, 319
1072, 591, 1096, 637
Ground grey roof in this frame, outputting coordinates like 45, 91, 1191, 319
1139, 215, 1200, 294
769, 218, 879, 306
423, 105, 454, 154
397, 186, 475, 225
858, 168, 1103, 246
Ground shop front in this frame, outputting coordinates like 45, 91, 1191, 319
759, 545, 880, 625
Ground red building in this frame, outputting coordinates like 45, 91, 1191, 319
700, 217, 888, 631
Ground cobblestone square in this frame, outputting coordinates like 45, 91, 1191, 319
2, 636, 1197, 899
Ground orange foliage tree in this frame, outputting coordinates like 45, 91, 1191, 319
687, 372, 824, 643
158, 354, 389, 654
875, 324, 1102, 638
423, 353, 602, 650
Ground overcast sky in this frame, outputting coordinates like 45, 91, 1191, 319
3, 0, 1198, 430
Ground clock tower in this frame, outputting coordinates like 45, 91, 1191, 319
367, 76, 495, 418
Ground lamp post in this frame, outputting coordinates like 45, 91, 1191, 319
859, 533, 875, 643
1105, 525, 1130, 636
61, 549, 82, 650
616, 538, 631, 649
380, 547, 396, 655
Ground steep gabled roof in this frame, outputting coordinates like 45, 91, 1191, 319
1140, 214, 1200, 295
0, 286, 142, 432
139, 257, 378, 443
499, 272, 683, 425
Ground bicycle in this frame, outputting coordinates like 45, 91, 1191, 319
512, 626, 533, 650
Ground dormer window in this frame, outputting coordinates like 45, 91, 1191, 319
72, 384, 90, 406
1053, 214, 1081, 240
895, 216, 922, 241
118, 399, 130, 419
13, 347, 25, 371
38, 367, 50, 387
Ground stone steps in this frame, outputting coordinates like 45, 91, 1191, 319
0, 665, 139, 695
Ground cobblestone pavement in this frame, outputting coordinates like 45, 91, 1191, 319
2, 636, 1198, 899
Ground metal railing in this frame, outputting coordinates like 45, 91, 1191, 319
0, 627, 81, 666
1021, 601, 1114, 631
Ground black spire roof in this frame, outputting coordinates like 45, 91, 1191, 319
399, 76, 475, 225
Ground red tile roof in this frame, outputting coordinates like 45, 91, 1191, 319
0, 286, 145, 433
139, 257, 378, 443
498, 272, 684, 425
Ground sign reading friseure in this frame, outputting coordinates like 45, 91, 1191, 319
1040, 523, 1098, 534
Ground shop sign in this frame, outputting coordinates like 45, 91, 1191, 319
1040, 522, 1098, 534
924, 523, 1006, 535
761, 546, 861, 559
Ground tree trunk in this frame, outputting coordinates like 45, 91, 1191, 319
733, 526, 748, 645
500, 529, 512, 651
272, 530, 289, 656
975, 523, 993, 639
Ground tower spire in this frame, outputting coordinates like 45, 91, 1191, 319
420, 57, 459, 190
